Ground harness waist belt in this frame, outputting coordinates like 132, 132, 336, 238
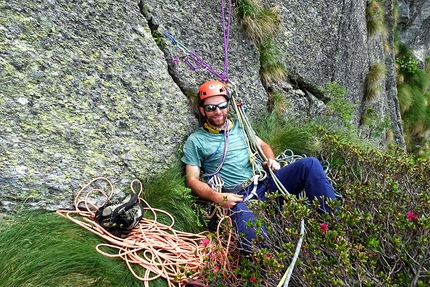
222, 179, 252, 194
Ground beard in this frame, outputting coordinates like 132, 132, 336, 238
205, 113, 227, 129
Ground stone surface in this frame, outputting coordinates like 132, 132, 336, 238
397, 0, 430, 67
0, 0, 196, 210
0, 0, 426, 211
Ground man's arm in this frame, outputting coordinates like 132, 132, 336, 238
257, 136, 280, 171
185, 164, 243, 209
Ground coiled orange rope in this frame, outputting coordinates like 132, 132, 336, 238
56, 177, 220, 287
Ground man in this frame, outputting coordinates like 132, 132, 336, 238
181, 80, 337, 252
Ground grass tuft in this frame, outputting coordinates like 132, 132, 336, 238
269, 91, 286, 115
426, 57, 430, 76
235, 0, 281, 45
366, 0, 387, 39
406, 68, 430, 93
397, 83, 414, 113
365, 62, 386, 102
259, 38, 288, 86
253, 112, 319, 156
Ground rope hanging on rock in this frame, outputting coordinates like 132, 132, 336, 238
164, 0, 232, 83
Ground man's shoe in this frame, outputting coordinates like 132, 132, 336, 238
95, 193, 143, 236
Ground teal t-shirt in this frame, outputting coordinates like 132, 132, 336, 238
181, 118, 253, 187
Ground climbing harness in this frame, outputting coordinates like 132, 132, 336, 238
164, 0, 232, 83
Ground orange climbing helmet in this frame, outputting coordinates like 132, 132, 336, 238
198, 80, 230, 103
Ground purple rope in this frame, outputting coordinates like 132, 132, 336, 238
164, 0, 232, 83
220, 0, 231, 82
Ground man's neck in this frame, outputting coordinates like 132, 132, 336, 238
203, 119, 233, 134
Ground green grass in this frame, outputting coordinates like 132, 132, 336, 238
235, 0, 280, 45
0, 163, 203, 287
139, 161, 206, 232
395, 42, 430, 156
365, 62, 386, 102
397, 83, 414, 113
366, 0, 387, 39
425, 57, 430, 75
253, 112, 319, 156
259, 38, 287, 86
0, 211, 143, 287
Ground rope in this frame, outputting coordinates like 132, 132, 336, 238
164, 0, 232, 82
203, 120, 231, 179
230, 86, 289, 195
56, 177, 230, 287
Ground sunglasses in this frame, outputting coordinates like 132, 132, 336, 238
203, 101, 229, 112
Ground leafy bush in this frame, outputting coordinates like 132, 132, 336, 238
318, 82, 357, 131
199, 125, 430, 287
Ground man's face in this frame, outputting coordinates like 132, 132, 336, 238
200, 95, 229, 128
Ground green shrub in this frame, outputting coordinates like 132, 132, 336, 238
396, 43, 419, 75
360, 107, 391, 139
318, 82, 356, 131
200, 126, 430, 287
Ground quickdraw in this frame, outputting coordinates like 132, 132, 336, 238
164, 0, 232, 83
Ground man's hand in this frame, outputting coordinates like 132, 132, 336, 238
264, 159, 280, 171
256, 137, 280, 172
185, 164, 244, 209
219, 193, 244, 208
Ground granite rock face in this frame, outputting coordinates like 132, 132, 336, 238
0, 0, 425, 211
0, 0, 197, 210
397, 0, 430, 67
263, 0, 369, 125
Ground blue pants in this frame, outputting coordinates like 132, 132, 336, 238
230, 157, 337, 252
